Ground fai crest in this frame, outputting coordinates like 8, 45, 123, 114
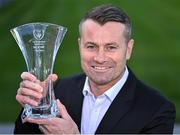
33, 29, 45, 40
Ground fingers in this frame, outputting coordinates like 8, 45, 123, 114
16, 94, 39, 106
47, 74, 58, 82
25, 117, 49, 125
16, 87, 42, 106
21, 72, 58, 82
17, 87, 43, 99
40, 74, 58, 91
21, 72, 37, 81
16, 72, 58, 107
25, 117, 58, 127
17, 72, 42, 106
56, 99, 71, 120
20, 80, 43, 93
39, 125, 49, 134
17, 79, 43, 106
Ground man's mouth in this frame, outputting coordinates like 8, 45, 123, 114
91, 66, 111, 72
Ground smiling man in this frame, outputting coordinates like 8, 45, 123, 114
79, 19, 133, 97
14, 4, 175, 134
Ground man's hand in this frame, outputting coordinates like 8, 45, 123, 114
16, 72, 58, 107
25, 99, 80, 134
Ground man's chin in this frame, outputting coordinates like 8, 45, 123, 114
91, 77, 111, 85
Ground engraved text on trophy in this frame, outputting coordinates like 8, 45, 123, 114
33, 29, 45, 52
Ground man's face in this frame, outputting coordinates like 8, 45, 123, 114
78, 19, 134, 88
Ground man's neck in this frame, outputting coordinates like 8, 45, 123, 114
88, 74, 124, 97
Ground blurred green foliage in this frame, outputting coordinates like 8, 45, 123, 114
0, 0, 179, 122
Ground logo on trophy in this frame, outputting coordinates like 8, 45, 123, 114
33, 29, 45, 40
10, 22, 67, 119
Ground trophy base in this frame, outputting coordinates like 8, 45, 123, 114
21, 100, 59, 120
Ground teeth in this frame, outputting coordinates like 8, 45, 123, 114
94, 66, 108, 70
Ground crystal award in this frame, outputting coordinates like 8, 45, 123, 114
10, 22, 67, 119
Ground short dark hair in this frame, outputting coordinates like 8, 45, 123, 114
79, 4, 132, 42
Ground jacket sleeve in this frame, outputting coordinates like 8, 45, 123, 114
141, 101, 176, 134
13, 109, 42, 134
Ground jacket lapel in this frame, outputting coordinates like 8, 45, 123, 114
68, 74, 86, 131
95, 70, 137, 133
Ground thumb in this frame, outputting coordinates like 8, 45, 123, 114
48, 74, 58, 82
57, 99, 71, 120
41, 74, 58, 90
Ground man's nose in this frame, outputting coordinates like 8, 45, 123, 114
93, 49, 107, 63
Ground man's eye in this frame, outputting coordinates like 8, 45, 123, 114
87, 45, 95, 49
86, 44, 96, 50
107, 46, 117, 50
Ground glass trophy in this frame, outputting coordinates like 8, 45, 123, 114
10, 22, 67, 119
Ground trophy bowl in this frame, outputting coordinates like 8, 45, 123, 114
10, 22, 67, 119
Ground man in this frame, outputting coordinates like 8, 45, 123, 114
14, 4, 176, 134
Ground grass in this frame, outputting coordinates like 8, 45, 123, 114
0, 0, 180, 122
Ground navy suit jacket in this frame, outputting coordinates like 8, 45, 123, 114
14, 69, 176, 134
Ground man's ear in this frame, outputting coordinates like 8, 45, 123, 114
126, 39, 134, 60
78, 38, 81, 46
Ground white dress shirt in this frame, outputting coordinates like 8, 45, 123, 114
81, 67, 129, 134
